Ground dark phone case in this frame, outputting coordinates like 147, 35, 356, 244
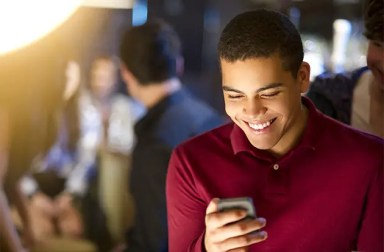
217, 197, 256, 219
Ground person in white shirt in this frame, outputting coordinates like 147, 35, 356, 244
21, 56, 144, 249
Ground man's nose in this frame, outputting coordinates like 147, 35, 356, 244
243, 98, 266, 116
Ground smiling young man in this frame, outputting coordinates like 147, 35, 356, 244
166, 9, 384, 252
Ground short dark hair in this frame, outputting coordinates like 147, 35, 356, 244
218, 9, 304, 78
119, 19, 182, 85
364, 0, 384, 42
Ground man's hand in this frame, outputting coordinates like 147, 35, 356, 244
204, 198, 267, 252
30, 192, 56, 218
54, 192, 74, 213
28, 192, 56, 241
55, 192, 83, 237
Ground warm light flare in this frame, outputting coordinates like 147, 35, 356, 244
0, 0, 82, 56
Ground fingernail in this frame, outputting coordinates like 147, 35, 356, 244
258, 217, 267, 225
258, 230, 268, 239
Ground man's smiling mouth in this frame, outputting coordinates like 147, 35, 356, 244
248, 118, 276, 130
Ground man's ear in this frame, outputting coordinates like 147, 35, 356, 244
120, 63, 132, 84
298, 61, 311, 93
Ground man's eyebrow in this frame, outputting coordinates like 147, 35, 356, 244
256, 83, 283, 92
222, 83, 283, 93
222, 86, 242, 93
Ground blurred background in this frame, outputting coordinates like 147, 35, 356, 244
0, 0, 368, 115
0, 0, 369, 251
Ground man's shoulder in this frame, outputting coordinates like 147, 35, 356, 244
307, 67, 369, 123
309, 67, 368, 94
347, 128, 384, 150
177, 92, 221, 118
156, 91, 226, 146
311, 116, 383, 176
322, 115, 384, 152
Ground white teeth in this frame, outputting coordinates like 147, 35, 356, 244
248, 119, 272, 130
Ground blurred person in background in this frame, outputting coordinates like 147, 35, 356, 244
80, 55, 144, 158
306, 0, 384, 137
79, 55, 144, 250
17, 58, 103, 251
19, 59, 84, 243
119, 19, 225, 252
20, 55, 143, 252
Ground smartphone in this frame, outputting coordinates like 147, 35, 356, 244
217, 197, 256, 219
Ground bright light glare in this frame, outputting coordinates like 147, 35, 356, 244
0, 0, 82, 56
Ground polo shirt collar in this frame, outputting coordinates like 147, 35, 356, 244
230, 96, 322, 160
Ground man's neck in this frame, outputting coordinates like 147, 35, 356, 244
139, 78, 181, 109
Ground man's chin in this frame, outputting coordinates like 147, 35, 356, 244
248, 137, 275, 151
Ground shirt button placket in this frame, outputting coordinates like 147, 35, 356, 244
273, 163, 279, 170
268, 163, 286, 196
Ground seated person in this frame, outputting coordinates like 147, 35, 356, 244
21, 56, 143, 251
20, 60, 84, 242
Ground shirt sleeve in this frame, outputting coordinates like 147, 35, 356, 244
166, 147, 208, 252
65, 94, 100, 196
356, 161, 384, 251
64, 148, 95, 196
106, 96, 139, 154
19, 175, 38, 196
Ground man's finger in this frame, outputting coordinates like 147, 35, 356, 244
206, 198, 248, 231
206, 198, 220, 215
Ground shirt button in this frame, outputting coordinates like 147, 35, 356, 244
273, 164, 279, 170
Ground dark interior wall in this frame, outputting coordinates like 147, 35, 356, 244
289, 0, 364, 41
289, 0, 336, 41
146, 0, 228, 114
147, 0, 206, 75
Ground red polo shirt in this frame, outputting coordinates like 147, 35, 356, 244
166, 97, 384, 252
